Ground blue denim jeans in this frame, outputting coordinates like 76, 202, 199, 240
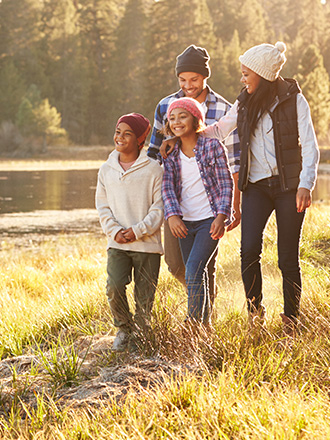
179, 217, 219, 324
241, 177, 305, 319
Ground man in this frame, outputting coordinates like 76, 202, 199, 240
147, 44, 241, 308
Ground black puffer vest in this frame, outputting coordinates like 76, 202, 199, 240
237, 77, 302, 192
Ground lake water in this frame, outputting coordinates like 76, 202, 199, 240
0, 169, 98, 214
0, 168, 329, 214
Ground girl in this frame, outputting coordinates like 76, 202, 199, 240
161, 42, 319, 337
161, 97, 233, 326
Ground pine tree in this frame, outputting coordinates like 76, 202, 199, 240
77, 0, 128, 143
108, 0, 149, 129
145, 0, 217, 117
236, 0, 270, 49
210, 31, 242, 103
296, 45, 330, 139
38, 0, 91, 144
0, 0, 50, 96
298, 0, 328, 47
0, 60, 26, 123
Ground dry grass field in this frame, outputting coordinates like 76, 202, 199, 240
0, 197, 329, 439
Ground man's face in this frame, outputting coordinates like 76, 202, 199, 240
178, 72, 207, 99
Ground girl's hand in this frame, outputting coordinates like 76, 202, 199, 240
168, 215, 188, 239
160, 137, 177, 159
210, 214, 226, 240
122, 227, 136, 242
115, 229, 128, 243
296, 188, 311, 213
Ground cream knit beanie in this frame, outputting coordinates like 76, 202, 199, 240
239, 42, 287, 82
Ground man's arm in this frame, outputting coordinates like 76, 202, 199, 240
147, 102, 165, 161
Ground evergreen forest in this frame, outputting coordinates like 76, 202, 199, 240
1, 0, 330, 151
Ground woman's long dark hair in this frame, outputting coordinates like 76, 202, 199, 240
245, 77, 278, 135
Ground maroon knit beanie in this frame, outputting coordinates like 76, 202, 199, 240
116, 113, 151, 148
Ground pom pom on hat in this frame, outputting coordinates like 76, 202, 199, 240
239, 41, 287, 82
167, 97, 205, 124
275, 41, 286, 54
116, 113, 151, 148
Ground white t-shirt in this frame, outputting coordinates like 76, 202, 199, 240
180, 150, 213, 221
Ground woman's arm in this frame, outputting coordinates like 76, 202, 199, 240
203, 100, 239, 141
296, 93, 320, 211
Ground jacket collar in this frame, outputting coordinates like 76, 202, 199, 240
107, 148, 150, 172
237, 77, 300, 107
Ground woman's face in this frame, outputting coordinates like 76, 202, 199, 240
240, 65, 261, 94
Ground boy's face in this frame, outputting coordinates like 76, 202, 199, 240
114, 122, 139, 160
178, 72, 207, 100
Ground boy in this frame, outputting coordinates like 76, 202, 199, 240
96, 113, 163, 352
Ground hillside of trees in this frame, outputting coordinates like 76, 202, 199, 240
1, 0, 330, 153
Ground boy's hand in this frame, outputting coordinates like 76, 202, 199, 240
122, 227, 136, 242
168, 215, 188, 239
296, 187, 311, 212
210, 214, 226, 240
160, 137, 177, 159
115, 229, 128, 243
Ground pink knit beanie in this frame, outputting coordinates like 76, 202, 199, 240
167, 98, 205, 123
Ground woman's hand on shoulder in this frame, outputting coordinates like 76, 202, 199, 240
296, 187, 311, 212
160, 137, 177, 159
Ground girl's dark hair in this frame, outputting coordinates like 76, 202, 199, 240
244, 77, 278, 135
161, 115, 206, 137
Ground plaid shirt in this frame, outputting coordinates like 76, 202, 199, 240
162, 136, 234, 224
148, 86, 240, 174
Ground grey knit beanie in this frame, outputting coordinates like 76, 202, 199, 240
239, 42, 287, 82
176, 45, 211, 78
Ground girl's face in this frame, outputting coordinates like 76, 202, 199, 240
240, 65, 261, 94
168, 107, 195, 137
